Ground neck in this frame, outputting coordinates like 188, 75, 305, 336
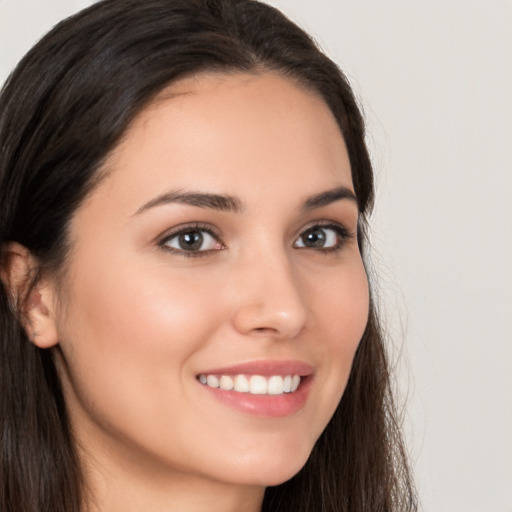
78, 437, 265, 512
84, 472, 264, 512
82, 458, 265, 512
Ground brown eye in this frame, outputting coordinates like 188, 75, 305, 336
177, 231, 204, 250
162, 229, 221, 252
299, 227, 328, 248
294, 225, 347, 250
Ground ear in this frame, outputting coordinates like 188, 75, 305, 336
0, 242, 59, 348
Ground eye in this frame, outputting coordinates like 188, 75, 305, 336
294, 224, 349, 251
160, 225, 224, 255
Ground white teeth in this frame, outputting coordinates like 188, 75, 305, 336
234, 375, 249, 392
206, 375, 219, 388
249, 375, 267, 394
198, 373, 302, 395
219, 375, 234, 390
267, 376, 283, 395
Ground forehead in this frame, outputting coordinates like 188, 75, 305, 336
84, 71, 354, 216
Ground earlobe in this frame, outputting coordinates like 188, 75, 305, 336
0, 242, 59, 348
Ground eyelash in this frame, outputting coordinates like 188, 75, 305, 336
157, 222, 354, 258
294, 223, 354, 253
158, 223, 225, 258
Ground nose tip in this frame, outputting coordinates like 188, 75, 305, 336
230, 264, 308, 340
232, 304, 307, 339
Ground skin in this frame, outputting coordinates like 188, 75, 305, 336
18, 72, 369, 512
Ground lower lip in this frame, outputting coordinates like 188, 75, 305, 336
199, 377, 312, 418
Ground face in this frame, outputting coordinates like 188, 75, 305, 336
49, 73, 369, 490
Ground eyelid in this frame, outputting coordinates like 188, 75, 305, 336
298, 220, 353, 236
294, 221, 354, 250
157, 222, 225, 257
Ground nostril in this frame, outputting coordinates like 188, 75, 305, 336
252, 326, 279, 335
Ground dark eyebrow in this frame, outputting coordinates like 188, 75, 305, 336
134, 186, 357, 216
301, 186, 358, 212
133, 190, 243, 215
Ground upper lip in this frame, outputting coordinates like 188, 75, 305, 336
197, 360, 314, 377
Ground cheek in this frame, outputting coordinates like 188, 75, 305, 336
55, 259, 226, 427
305, 255, 369, 423
64, 258, 223, 352
313, 255, 369, 351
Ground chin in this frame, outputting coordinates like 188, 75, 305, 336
217, 442, 314, 488
257, 463, 308, 487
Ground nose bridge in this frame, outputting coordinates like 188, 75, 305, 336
230, 240, 308, 339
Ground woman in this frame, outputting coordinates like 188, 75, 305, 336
0, 0, 417, 511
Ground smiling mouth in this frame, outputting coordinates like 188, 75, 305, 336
198, 374, 301, 395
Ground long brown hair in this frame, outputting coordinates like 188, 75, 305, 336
0, 1, 417, 510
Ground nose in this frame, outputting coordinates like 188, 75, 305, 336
230, 251, 308, 340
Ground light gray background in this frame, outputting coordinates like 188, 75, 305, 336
1, 1, 511, 510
